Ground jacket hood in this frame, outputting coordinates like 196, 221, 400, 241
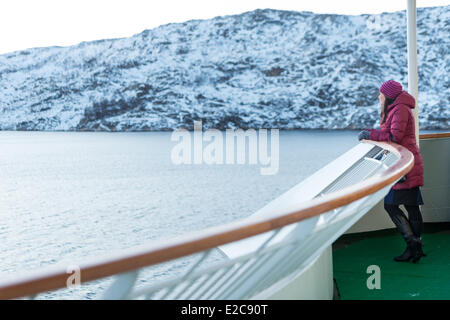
388, 91, 416, 111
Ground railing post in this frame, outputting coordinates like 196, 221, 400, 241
101, 271, 139, 300
407, 0, 419, 144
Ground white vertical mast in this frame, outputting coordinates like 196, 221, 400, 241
407, 0, 419, 143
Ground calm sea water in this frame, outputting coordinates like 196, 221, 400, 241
0, 130, 359, 298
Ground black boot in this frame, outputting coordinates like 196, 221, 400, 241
394, 237, 425, 262
396, 220, 425, 263
384, 204, 420, 262
409, 219, 426, 259
394, 243, 413, 262
409, 237, 425, 263
393, 217, 419, 262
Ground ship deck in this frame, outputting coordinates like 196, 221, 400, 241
333, 224, 450, 300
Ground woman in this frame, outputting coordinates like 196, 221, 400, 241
358, 80, 425, 263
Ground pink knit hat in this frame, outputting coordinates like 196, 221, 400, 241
380, 80, 403, 99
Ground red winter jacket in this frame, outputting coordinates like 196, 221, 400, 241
369, 91, 424, 190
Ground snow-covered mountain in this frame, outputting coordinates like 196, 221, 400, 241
0, 6, 449, 131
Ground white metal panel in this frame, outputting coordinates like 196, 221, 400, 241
219, 143, 374, 259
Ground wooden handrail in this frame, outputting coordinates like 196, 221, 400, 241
0, 141, 414, 300
419, 132, 450, 140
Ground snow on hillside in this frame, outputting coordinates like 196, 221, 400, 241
0, 6, 448, 131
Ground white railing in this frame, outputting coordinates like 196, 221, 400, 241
124, 143, 398, 300
0, 140, 414, 299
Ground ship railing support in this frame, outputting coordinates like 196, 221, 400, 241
0, 139, 417, 300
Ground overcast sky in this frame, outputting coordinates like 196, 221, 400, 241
0, 0, 448, 54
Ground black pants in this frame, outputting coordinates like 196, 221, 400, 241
384, 204, 423, 238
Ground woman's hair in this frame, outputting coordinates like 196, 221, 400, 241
381, 96, 396, 124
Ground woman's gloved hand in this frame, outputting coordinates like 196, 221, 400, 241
358, 130, 371, 141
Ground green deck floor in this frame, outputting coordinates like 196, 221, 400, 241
333, 231, 450, 300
